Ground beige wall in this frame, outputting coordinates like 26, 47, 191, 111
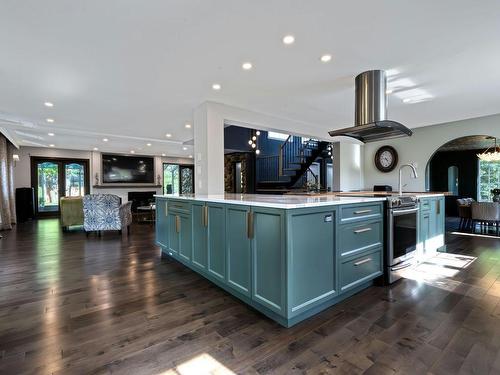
362, 113, 500, 192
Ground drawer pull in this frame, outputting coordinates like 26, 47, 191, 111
354, 209, 372, 215
354, 258, 372, 266
165, 202, 168, 217
354, 227, 372, 234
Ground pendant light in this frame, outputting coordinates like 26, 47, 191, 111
477, 136, 500, 162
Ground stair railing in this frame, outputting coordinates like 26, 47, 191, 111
278, 135, 293, 176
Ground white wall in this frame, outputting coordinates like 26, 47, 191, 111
363, 113, 500, 192
333, 142, 364, 191
14, 146, 193, 202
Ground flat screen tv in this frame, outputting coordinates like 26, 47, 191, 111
102, 154, 154, 184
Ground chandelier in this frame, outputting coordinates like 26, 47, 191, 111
477, 137, 500, 162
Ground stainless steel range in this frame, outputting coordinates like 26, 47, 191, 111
386, 195, 419, 283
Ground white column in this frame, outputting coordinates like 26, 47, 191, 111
193, 102, 225, 195
333, 142, 364, 191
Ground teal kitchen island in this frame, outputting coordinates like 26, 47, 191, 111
155, 194, 386, 327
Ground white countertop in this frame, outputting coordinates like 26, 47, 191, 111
154, 193, 386, 209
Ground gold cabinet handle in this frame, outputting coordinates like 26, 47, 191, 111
354, 227, 372, 234
354, 209, 372, 215
175, 215, 180, 233
436, 200, 441, 215
354, 258, 372, 266
247, 211, 254, 239
165, 202, 168, 217
204, 205, 208, 227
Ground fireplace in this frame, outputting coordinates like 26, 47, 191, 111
128, 191, 156, 212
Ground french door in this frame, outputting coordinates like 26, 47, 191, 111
163, 163, 194, 195
31, 157, 90, 217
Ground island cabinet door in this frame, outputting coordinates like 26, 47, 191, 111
191, 202, 208, 271
287, 208, 336, 316
155, 199, 169, 249
226, 205, 252, 297
207, 203, 226, 282
178, 213, 192, 262
251, 207, 286, 315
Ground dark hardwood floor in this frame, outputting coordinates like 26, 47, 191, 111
1, 219, 500, 374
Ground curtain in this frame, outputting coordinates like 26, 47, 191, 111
0, 135, 16, 230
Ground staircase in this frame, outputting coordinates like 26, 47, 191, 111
256, 136, 330, 193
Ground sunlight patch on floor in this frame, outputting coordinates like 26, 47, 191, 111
400, 252, 477, 291
157, 353, 236, 375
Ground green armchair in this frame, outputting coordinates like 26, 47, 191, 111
60, 196, 84, 231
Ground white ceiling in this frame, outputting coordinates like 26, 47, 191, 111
1, 0, 500, 155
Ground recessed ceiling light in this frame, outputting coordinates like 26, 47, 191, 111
242, 62, 253, 70
283, 35, 295, 45
188, 155, 193, 158
185, 123, 192, 129
182, 146, 188, 151
44, 102, 54, 108
212, 83, 221, 91
46, 118, 54, 123
386, 89, 393, 94
130, 150, 135, 154
320, 54, 332, 63
161, 153, 166, 157
166, 133, 172, 138
49, 144, 55, 147
102, 138, 108, 142
48, 132, 54, 136
93, 147, 99, 151
146, 143, 152, 146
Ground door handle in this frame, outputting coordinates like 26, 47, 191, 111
175, 215, 180, 233
354, 209, 372, 215
247, 211, 254, 239
203, 205, 209, 227
354, 258, 372, 266
354, 227, 372, 234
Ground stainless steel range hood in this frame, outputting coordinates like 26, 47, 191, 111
328, 70, 412, 143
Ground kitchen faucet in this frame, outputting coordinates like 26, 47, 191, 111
398, 164, 418, 196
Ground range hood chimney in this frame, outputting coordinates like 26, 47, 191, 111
329, 70, 412, 143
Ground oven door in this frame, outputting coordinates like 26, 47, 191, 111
388, 207, 419, 265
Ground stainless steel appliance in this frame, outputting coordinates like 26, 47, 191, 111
328, 70, 413, 143
386, 195, 419, 283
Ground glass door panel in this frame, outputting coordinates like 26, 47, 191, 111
163, 164, 180, 194
65, 163, 86, 197
180, 166, 194, 194
37, 162, 60, 213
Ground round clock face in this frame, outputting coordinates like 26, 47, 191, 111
375, 146, 398, 172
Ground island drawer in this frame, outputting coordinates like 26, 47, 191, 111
340, 248, 382, 293
339, 203, 383, 223
166, 200, 191, 214
338, 220, 383, 258
419, 198, 431, 212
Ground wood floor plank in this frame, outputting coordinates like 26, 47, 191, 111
1, 219, 500, 374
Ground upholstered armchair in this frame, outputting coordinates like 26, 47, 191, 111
82, 194, 132, 235
471, 202, 500, 235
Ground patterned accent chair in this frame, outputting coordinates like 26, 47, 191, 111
82, 194, 132, 235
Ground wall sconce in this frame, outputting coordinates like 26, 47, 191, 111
12, 154, 20, 167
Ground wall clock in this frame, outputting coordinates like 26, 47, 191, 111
374, 146, 398, 172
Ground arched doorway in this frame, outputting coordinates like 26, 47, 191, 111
426, 135, 499, 228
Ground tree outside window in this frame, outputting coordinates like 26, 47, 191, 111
478, 160, 500, 201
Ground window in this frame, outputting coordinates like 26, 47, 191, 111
478, 160, 500, 201
163, 164, 179, 194
267, 131, 289, 141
